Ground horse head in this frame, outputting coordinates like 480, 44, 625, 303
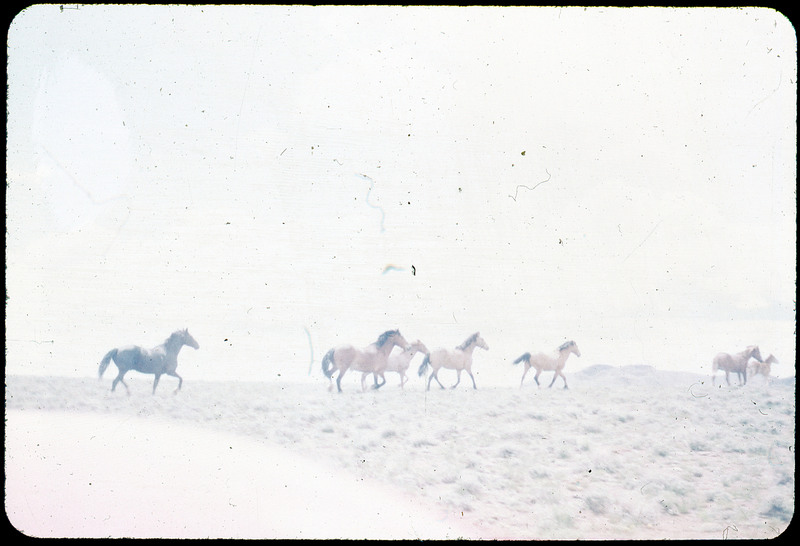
376, 329, 409, 351
559, 340, 580, 357
748, 345, 763, 363
458, 332, 489, 351
408, 340, 429, 356
181, 328, 200, 350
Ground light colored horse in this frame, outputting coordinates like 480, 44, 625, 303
749, 353, 778, 380
711, 345, 763, 386
513, 340, 581, 389
362, 339, 429, 388
417, 332, 489, 390
321, 330, 410, 393
98, 329, 200, 394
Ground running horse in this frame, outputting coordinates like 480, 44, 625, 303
711, 345, 763, 386
98, 329, 200, 394
362, 339, 429, 389
322, 329, 410, 392
513, 340, 581, 389
417, 332, 489, 390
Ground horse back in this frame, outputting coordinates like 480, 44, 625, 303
386, 352, 410, 372
530, 351, 561, 371
118, 345, 165, 373
430, 347, 467, 370
712, 352, 744, 372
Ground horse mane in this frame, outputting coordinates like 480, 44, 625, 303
457, 332, 480, 351
165, 329, 189, 345
558, 340, 575, 352
376, 329, 400, 348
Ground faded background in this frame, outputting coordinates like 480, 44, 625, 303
6, 5, 796, 385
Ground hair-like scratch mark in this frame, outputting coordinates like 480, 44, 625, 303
747, 71, 782, 118
233, 26, 262, 163
101, 207, 131, 256
39, 145, 127, 206
509, 169, 551, 201
688, 382, 708, 398
623, 220, 663, 262
304, 326, 314, 376
39, 144, 131, 255
722, 525, 738, 540
357, 173, 386, 232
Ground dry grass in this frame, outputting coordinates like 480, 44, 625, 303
5, 369, 795, 539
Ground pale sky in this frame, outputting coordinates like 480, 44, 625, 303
6, 5, 796, 385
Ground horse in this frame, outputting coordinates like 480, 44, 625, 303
711, 345, 763, 386
749, 353, 778, 380
361, 339, 429, 389
98, 329, 200, 394
321, 330, 410, 393
417, 332, 488, 390
513, 340, 581, 389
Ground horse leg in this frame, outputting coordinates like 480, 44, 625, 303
112, 370, 130, 395
467, 370, 477, 390
336, 369, 347, 393
725, 370, 731, 386
372, 373, 386, 390
533, 370, 542, 387
559, 371, 569, 389
167, 371, 183, 394
426, 370, 445, 391
152, 373, 162, 394
451, 370, 462, 389
361, 372, 368, 392
520, 365, 530, 388
328, 371, 336, 392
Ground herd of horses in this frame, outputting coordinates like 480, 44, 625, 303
97, 328, 779, 394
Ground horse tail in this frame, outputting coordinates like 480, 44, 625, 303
98, 349, 117, 378
321, 348, 335, 378
417, 354, 430, 377
513, 352, 531, 365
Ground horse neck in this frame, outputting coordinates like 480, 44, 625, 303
460, 342, 478, 356
396, 350, 415, 364
164, 336, 186, 357
738, 348, 754, 361
376, 340, 397, 357
557, 349, 572, 364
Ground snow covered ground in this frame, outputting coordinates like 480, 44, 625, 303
5, 370, 795, 539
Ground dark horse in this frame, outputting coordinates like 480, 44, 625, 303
98, 329, 200, 394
